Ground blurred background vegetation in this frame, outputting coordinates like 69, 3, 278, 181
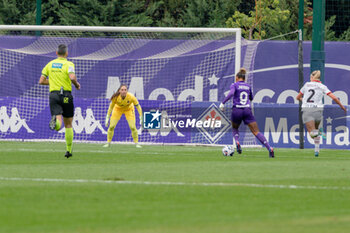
0, 0, 348, 40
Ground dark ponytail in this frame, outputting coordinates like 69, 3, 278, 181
236, 68, 247, 80
110, 84, 128, 101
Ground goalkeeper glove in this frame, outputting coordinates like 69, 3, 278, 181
105, 115, 110, 128
219, 103, 225, 111
139, 116, 143, 127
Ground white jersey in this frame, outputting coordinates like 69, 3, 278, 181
300, 81, 331, 109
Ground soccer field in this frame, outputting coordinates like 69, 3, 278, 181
0, 141, 349, 233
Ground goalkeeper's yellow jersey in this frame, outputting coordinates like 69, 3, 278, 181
41, 57, 75, 92
112, 92, 139, 111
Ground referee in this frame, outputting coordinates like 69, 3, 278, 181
39, 44, 80, 158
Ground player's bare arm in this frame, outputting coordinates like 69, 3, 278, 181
39, 75, 49, 85
328, 92, 347, 112
296, 92, 303, 101
69, 73, 80, 90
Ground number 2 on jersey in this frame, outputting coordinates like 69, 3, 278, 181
307, 89, 315, 103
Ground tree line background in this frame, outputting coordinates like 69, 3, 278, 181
0, 0, 348, 41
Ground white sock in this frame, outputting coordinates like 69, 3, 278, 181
310, 130, 319, 138
314, 136, 320, 153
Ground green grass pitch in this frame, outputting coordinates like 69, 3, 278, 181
0, 141, 350, 233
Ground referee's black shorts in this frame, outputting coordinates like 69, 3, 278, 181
49, 91, 74, 118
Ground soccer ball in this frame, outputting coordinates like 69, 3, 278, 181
222, 145, 234, 156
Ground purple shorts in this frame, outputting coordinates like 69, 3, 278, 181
231, 107, 256, 125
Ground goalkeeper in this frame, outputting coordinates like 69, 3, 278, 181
103, 84, 143, 148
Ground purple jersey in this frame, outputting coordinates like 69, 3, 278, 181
222, 81, 253, 108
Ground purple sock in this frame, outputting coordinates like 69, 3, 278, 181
232, 128, 239, 143
256, 132, 271, 151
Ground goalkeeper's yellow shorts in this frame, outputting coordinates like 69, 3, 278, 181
111, 107, 135, 121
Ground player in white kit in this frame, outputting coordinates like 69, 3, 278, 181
296, 70, 347, 157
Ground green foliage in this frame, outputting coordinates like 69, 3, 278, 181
0, 0, 36, 24
325, 14, 350, 41
326, 0, 350, 39
57, 0, 105, 26
278, 0, 313, 40
325, 15, 338, 41
339, 27, 350, 41
0, 0, 348, 41
155, 0, 187, 27
226, 0, 290, 40
115, 0, 158, 26
41, 0, 62, 25
182, 0, 240, 27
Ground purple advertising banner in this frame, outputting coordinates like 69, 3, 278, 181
0, 36, 349, 148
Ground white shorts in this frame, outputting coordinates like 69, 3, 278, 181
302, 109, 323, 124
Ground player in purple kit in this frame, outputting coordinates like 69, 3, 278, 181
220, 68, 274, 158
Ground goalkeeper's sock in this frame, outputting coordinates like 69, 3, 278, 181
107, 127, 114, 143
256, 132, 271, 151
131, 127, 138, 144
65, 127, 74, 153
55, 119, 61, 131
107, 119, 119, 143
132, 131, 138, 143
127, 119, 138, 143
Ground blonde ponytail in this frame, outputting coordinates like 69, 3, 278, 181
311, 70, 321, 80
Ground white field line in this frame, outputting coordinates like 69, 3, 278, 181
0, 177, 350, 191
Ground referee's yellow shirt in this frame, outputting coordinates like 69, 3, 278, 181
41, 57, 75, 92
